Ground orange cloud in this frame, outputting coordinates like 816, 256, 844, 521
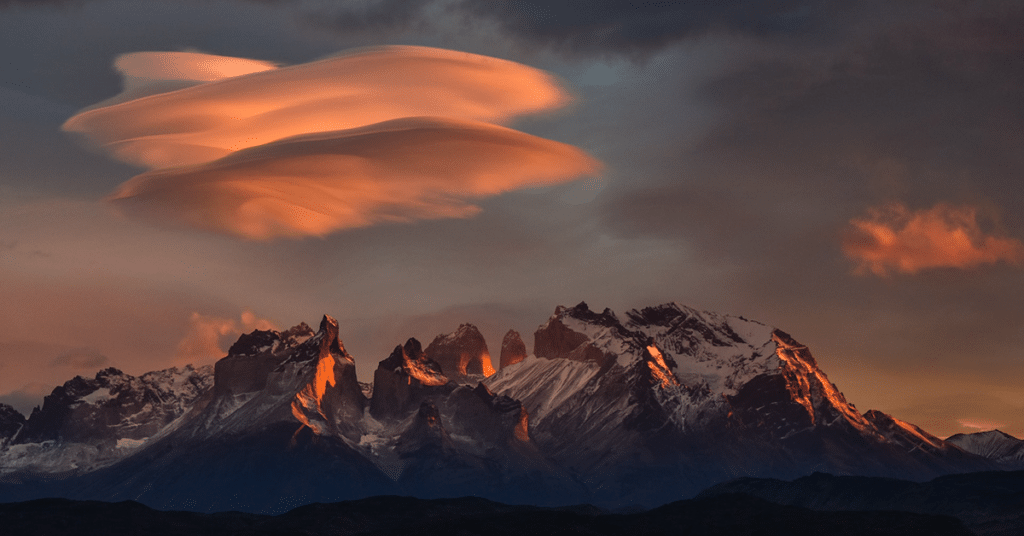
81, 51, 280, 113
63, 46, 573, 169
110, 117, 601, 239
175, 309, 276, 365
843, 202, 1024, 276
64, 46, 598, 239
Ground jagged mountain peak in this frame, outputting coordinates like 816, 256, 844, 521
951, 429, 1021, 442
946, 429, 1024, 464
403, 337, 424, 358
226, 321, 314, 358
2, 363, 213, 474
227, 329, 280, 357
0, 302, 1003, 513
371, 338, 454, 421
558, 301, 621, 327
0, 404, 25, 445
272, 314, 354, 367
379, 339, 448, 387
424, 323, 495, 381
317, 314, 352, 363
499, 329, 527, 370
488, 300, 969, 506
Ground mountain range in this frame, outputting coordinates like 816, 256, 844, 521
0, 301, 1016, 514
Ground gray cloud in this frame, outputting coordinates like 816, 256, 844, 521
50, 347, 109, 369
457, 0, 863, 56
308, 0, 436, 35
598, 1, 1024, 250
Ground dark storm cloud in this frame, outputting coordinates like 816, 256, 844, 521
601, 0, 1024, 258
310, 0, 436, 34
458, 0, 860, 55
0, 0, 75, 6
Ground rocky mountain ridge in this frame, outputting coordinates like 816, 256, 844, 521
947, 430, 1024, 468
0, 301, 1003, 512
0, 364, 211, 476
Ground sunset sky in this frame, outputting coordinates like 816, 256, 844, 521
1, 0, 1022, 439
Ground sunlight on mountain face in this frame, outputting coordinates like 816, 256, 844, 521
645, 345, 679, 389
63, 46, 601, 239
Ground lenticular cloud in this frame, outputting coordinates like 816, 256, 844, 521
63, 46, 600, 239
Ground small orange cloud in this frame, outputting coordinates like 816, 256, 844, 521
843, 202, 1024, 276
175, 309, 276, 365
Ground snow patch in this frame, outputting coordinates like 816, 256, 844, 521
116, 437, 148, 449
81, 388, 111, 404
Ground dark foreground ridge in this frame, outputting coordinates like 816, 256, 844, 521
0, 493, 973, 536
703, 469, 1024, 536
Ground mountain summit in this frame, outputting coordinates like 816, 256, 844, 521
0, 302, 996, 512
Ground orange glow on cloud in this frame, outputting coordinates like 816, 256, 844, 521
843, 202, 1024, 276
175, 309, 276, 364
64, 46, 598, 239
64, 46, 574, 169
110, 117, 601, 239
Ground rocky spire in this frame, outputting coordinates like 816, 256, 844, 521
499, 329, 527, 369
370, 338, 453, 420
0, 404, 25, 445
532, 304, 619, 366
317, 314, 351, 363
424, 323, 496, 382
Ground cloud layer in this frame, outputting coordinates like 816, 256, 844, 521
63, 45, 575, 169
110, 116, 600, 239
63, 45, 597, 239
843, 203, 1024, 276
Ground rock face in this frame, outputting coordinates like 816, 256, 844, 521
31, 314, 394, 513
532, 304, 626, 366
287, 315, 367, 440
486, 302, 993, 506
0, 364, 213, 475
498, 330, 527, 369
0, 405, 25, 446
424, 324, 496, 382
395, 401, 456, 458
946, 430, 1024, 468
369, 338, 454, 420
16, 366, 213, 445
450, 383, 529, 444
216, 322, 314, 397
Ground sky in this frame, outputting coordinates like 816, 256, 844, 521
0, 0, 1022, 439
